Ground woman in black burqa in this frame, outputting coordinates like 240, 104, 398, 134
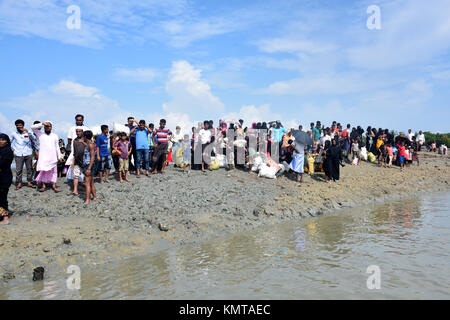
324, 137, 343, 184
0, 134, 14, 225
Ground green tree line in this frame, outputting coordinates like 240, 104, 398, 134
422, 132, 450, 147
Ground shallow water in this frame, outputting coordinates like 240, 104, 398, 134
1, 192, 450, 299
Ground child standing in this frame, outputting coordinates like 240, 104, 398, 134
182, 134, 191, 173
351, 138, 360, 165
114, 133, 132, 182
385, 143, 394, 168
398, 142, 407, 171
379, 144, 387, 168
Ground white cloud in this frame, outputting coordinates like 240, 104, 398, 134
0, 80, 130, 138
145, 111, 194, 136
0, 0, 190, 48
114, 68, 159, 82
257, 38, 336, 55
0, 112, 14, 135
222, 104, 280, 125
158, 17, 242, 48
432, 70, 450, 80
347, 0, 450, 69
262, 72, 397, 96
50, 80, 101, 98
163, 61, 224, 117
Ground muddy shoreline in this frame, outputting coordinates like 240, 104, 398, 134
1, 152, 449, 282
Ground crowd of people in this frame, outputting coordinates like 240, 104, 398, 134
0, 114, 446, 225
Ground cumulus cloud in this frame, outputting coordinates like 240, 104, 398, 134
0, 80, 131, 138
347, 0, 450, 69
163, 61, 224, 117
222, 104, 280, 124
0, 0, 189, 48
114, 68, 159, 82
0, 112, 14, 135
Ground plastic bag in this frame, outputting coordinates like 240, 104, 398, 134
215, 154, 226, 167
258, 164, 277, 179
360, 147, 368, 161
352, 157, 359, 165
367, 152, 376, 163
233, 139, 247, 148
113, 123, 130, 136
308, 155, 315, 174
175, 147, 184, 166
66, 166, 84, 183
209, 159, 220, 170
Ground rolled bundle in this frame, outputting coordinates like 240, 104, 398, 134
113, 123, 130, 136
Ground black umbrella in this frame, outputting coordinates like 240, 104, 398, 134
291, 130, 313, 146
395, 136, 411, 146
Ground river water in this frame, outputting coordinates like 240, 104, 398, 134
1, 192, 449, 299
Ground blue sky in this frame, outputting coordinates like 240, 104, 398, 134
1, 0, 449, 137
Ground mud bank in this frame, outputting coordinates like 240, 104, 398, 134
1, 152, 449, 282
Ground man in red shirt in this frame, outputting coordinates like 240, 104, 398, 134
152, 119, 172, 174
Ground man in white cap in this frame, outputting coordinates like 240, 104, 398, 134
31, 121, 63, 192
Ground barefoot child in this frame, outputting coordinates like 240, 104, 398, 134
385, 143, 394, 168
398, 142, 406, 171
114, 132, 132, 182
80, 131, 97, 204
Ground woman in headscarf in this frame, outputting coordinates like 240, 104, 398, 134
324, 138, 343, 183
322, 140, 332, 182
288, 139, 305, 183
0, 134, 14, 225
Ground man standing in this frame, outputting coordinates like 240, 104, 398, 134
270, 121, 287, 163
312, 121, 321, 153
31, 121, 63, 192
10, 119, 36, 189
96, 125, 111, 183
148, 123, 155, 169
417, 131, 426, 151
70, 127, 85, 195
66, 115, 89, 168
152, 119, 172, 174
67, 114, 89, 150
407, 129, 415, 142
126, 117, 138, 173
130, 120, 151, 177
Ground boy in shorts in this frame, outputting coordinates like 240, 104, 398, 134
114, 132, 132, 182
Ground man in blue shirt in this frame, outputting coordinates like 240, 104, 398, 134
130, 119, 151, 177
271, 121, 287, 143
96, 125, 111, 183
270, 121, 287, 162
10, 119, 37, 189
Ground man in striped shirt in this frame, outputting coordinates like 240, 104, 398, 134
152, 119, 172, 174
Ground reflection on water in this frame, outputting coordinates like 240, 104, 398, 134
1, 192, 449, 299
